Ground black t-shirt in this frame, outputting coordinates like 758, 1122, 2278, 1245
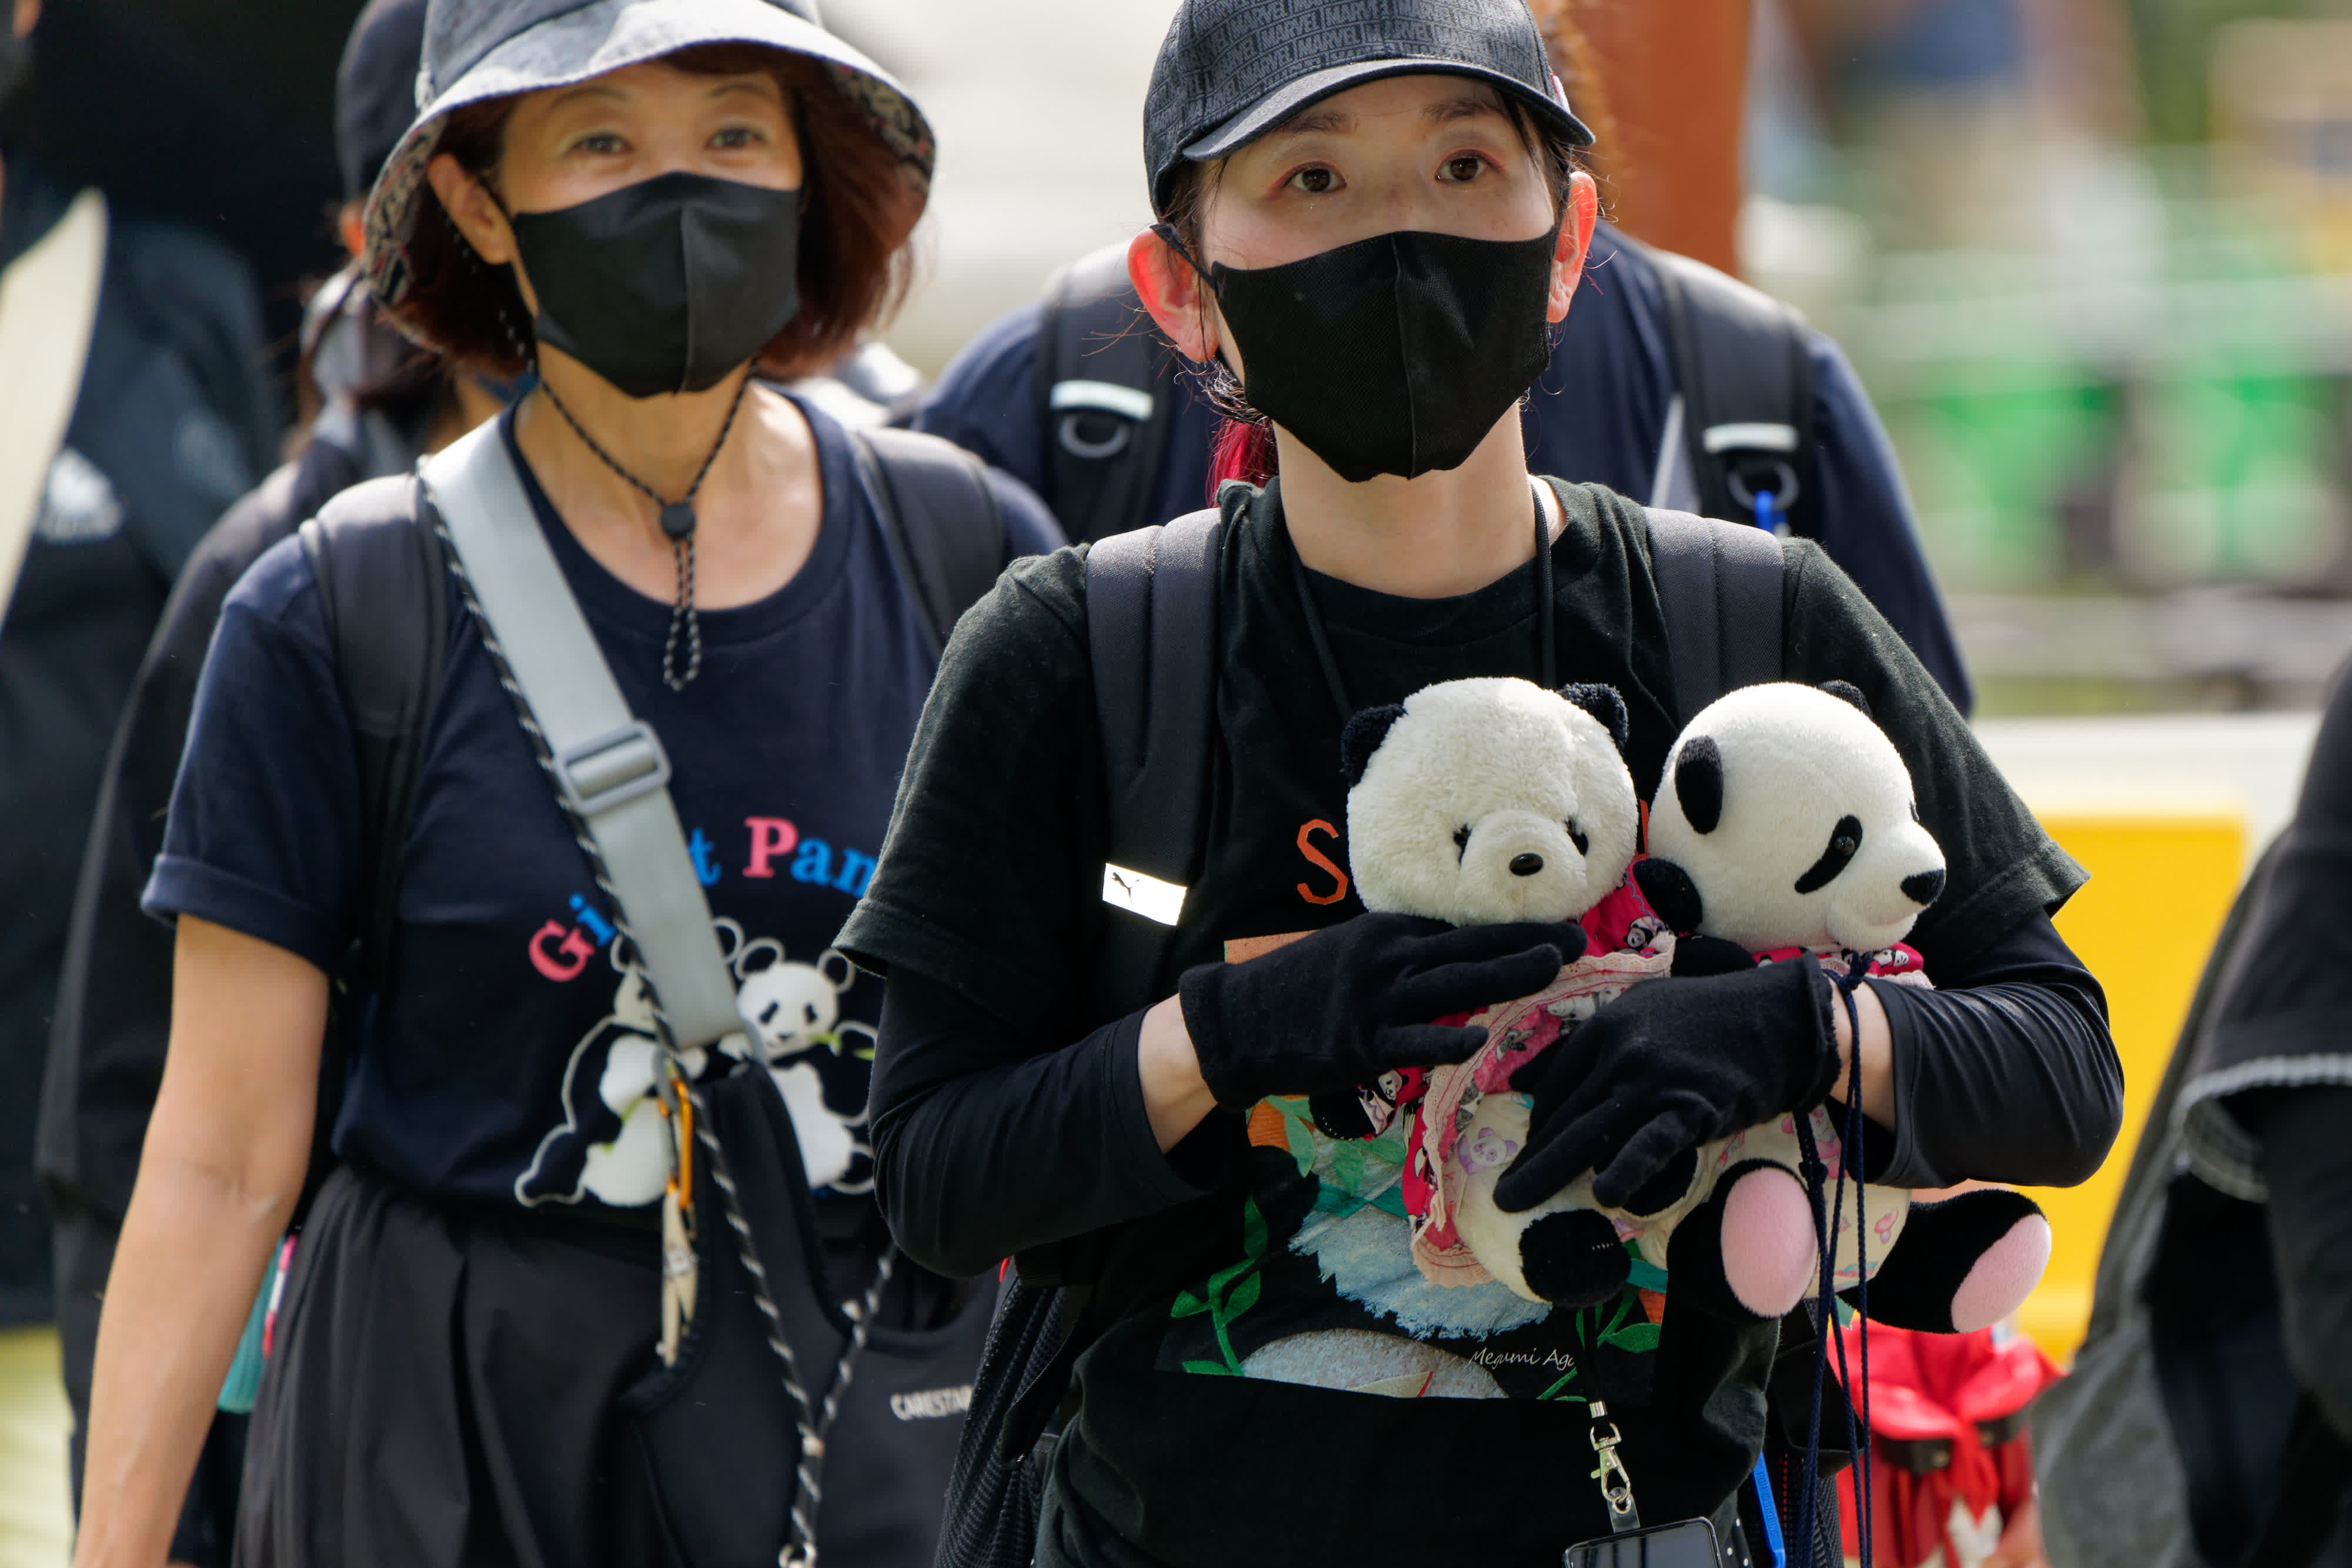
839, 479, 2085, 1567
144, 398, 1061, 1214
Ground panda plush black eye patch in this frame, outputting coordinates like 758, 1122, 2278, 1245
1454, 824, 1471, 861
1793, 814, 1865, 894
1674, 737, 1724, 834
1565, 819, 1590, 856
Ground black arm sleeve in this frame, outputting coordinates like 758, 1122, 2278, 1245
870, 971, 1232, 1279
1869, 911, 2122, 1190
2241, 1086, 2352, 1441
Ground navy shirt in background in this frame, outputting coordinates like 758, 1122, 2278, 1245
144, 396, 1061, 1212
916, 219, 1974, 713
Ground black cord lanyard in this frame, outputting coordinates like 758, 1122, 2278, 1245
538, 372, 753, 691
1285, 479, 1560, 721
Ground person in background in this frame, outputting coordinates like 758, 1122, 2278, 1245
2161, 661, 2352, 1563
34, 5, 477, 1563
913, 0, 1974, 714
0, 0, 275, 1556
71, 0, 1060, 1561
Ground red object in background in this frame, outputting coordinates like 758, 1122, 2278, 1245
1836, 1322, 2060, 1568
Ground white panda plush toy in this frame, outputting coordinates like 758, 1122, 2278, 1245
1340, 676, 1678, 1301
1344, 676, 1643, 929
1631, 680, 2054, 1333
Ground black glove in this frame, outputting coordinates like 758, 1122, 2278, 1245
1492, 956, 1840, 1213
1177, 914, 1586, 1109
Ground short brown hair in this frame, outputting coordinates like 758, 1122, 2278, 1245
386, 44, 922, 380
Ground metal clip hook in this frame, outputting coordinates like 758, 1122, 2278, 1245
1588, 1400, 1643, 1535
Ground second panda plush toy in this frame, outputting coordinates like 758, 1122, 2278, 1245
1631, 680, 2053, 1333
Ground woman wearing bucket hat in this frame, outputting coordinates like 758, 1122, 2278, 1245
841, 2, 2120, 1564
71, 3, 1060, 1566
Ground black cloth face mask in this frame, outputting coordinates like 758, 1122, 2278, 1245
1175, 220, 1562, 483
506, 172, 803, 400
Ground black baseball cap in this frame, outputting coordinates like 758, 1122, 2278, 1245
1144, 0, 1594, 216
337, 0, 432, 202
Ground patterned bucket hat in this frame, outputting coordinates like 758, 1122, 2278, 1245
362, 0, 934, 310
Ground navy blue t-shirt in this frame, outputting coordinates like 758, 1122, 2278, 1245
144, 396, 1062, 1211
916, 219, 1974, 712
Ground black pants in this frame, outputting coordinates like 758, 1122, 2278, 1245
55, 1201, 248, 1566
233, 1165, 677, 1568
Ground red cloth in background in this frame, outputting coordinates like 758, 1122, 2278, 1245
1836, 1322, 2060, 1567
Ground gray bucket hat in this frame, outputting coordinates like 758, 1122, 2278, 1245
362, 0, 934, 309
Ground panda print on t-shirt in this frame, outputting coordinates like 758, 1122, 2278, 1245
516, 915, 876, 1208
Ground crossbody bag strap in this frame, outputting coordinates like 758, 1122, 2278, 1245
1644, 506, 1785, 721
419, 422, 746, 1055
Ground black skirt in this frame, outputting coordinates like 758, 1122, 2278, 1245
233, 1164, 675, 1568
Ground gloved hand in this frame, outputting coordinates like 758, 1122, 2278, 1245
1177, 913, 1586, 1109
1492, 956, 1840, 1213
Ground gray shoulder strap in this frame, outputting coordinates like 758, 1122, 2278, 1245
420, 423, 747, 1055
1645, 506, 1785, 721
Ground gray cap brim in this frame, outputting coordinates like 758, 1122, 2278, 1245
1181, 55, 1593, 166
363, 0, 933, 310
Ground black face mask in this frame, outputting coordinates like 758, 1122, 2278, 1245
1190, 222, 1561, 483
507, 172, 803, 400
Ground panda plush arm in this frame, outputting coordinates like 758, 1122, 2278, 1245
1868, 912, 2117, 1189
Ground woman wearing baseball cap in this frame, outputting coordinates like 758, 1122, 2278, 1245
843, 1, 2118, 1563
72, 3, 1059, 1565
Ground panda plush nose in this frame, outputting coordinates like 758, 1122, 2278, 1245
1901, 868, 1946, 907
1509, 853, 1545, 878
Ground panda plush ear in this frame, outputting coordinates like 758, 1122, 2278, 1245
1339, 704, 1408, 787
1819, 680, 1873, 720
1559, 683, 1629, 752
1673, 735, 1724, 834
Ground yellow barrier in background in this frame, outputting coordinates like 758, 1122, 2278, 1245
2010, 811, 2248, 1362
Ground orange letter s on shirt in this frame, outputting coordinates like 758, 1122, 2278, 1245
1296, 820, 1349, 906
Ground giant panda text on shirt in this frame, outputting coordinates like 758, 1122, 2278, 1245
146, 398, 1061, 1212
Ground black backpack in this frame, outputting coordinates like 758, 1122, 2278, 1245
932, 495, 1795, 1568
1030, 240, 1817, 544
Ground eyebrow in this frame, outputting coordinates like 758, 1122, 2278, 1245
544, 82, 629, 111
1424, 92, 1508, 126
1265, 89, 1510, 143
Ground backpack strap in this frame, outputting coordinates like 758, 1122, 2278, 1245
940, 492, 1230, 1567
420, 423, 747, 1056
1644, 506, 1785, 720
1037, 244, 1174, 545
1083, 493, 1233, 1018
299, 473, 447, 993
1648, 246, 1817, 534
853, 425, 1007, 656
